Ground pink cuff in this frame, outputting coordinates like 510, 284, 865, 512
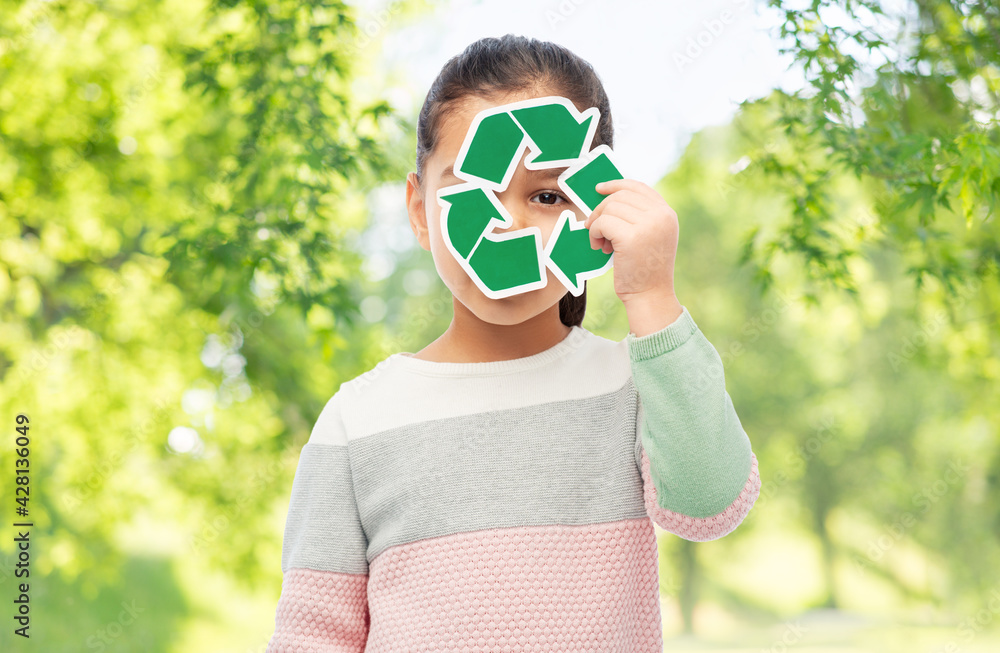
639, 449, 760, 541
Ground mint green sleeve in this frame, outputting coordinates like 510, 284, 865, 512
626, 305, 760, 540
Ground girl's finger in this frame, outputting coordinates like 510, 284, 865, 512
588, 191, 648, 225
587, 213, 629, 248
585, 196, 645, 229
595, 178, 659, 200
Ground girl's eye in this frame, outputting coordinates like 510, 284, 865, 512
532, 191, 567, 206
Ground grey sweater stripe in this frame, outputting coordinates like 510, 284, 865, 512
283, 379, 646, 573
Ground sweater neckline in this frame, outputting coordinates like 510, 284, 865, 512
390, 325, 589, 377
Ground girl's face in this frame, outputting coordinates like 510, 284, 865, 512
406, 89, 589, 326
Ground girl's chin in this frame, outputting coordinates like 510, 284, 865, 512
469, 296, 563, 326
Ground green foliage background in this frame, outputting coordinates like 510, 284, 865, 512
0, 0, 997, 651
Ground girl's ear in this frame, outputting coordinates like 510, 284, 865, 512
406, 172, 431, 252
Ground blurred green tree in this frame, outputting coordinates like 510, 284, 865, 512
0, 0, 410, 649
741, 0, 998, 301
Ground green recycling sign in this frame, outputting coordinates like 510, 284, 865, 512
436, 96, 624, 299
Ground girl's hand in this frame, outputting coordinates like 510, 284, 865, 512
584, 179, 683, 335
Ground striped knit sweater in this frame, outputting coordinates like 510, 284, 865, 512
266, 305, 761, 652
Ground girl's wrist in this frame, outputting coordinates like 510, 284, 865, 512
623, 290, 683, 337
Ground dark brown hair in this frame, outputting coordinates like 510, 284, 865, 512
415, 34, 614, 328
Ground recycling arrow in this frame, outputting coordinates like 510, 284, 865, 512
544, 210, 614, 296
437, 95, 623, 300
439, 184, 545, 295
437, 186, 502, 259
457, 112, 526, 188
511, 102, 597, 166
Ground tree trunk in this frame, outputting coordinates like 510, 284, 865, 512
678, 539, 697, 633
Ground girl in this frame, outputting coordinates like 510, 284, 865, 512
266, 34, 760, 653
